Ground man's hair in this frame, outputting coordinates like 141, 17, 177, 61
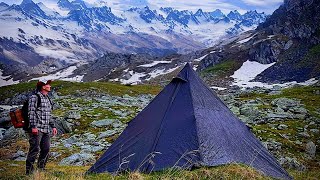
36, 80, 52, 91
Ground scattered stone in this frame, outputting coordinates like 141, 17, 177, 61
267, 112, 293, 120
298, 132, 310, 138
277, 124, 288, 130
112, 120, 124, 128
0, 114, 10, 124
280, 134, 290, 139
55, 117, 73, 134
98, 130, 117, 139
65, 111, 81, 120
75, 142, 85, 147
295, 140, 302, 145
240, 106, 260, 118
0, 128, 6, 140
310, 129, 319, 134
59, 153, 95, 166
66, 135, 80, 145
278, 157, 306, 171
50, 152, 61, 159
80, 145, 104, 153
91, 119, 114, 128
12, 150, 26, 161
263, 139, 282, 151
305, 141, 316, 159
64, 143, 72, 148
2, 127, 26, 140
271, 98, 300, 110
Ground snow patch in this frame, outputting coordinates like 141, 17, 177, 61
0, 69, 19, 87
231, 60, 318, 89
194, 54, 208, 62
138, 61, 171, 68
237, 35, 254, 44
120, 71, 147, 85
31, 65, 83, 82
146, 66, 180, 80
210, 86, 227, 91
231, 60, 275, 88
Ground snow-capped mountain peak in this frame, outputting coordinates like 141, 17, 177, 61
210, 9, 225, 19
0, 2, 9, 11
37, 2, 60, 17
20, 0, 47, 18
227, 10, 242, 21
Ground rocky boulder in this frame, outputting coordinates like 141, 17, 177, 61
305, 141, 316, 159
59, 153, 95, 166
278, 156, 306, 171
91, 119, 115, 128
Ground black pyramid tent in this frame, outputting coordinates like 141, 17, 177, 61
87, 63, 292, 179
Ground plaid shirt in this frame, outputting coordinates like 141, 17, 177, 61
28, 92, 55, 133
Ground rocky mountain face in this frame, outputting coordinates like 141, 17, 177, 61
0, 0, 266, 83
195, 0, 320, 84
252, 0, 320, 83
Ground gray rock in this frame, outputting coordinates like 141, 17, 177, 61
263, 139, 282, 151
0, 128, 6, 140
2, 127, 26, 140
278, 157, 306, 171
0, 114, 10, 124
298, 132, 310, 138
14, 157, 26, 161
112, 120, 124, 128
284, 40, 293, 50
230, 106, 240, 115
81, 145, 104, 153
65, 135, 80, 144
239, 105, 260, 119
267, 113, 293, 119
277, 124, 288, 130
268, 90, 282, 95
91, 119, 114, 128
272, 85, 282, 91
91, 145, 105, 152
55, 117, 73, 134
80, 145, 92, 151
305, 141, 316, 159
12, 150, 26, 161
295, 140, 303, 145
65, 111, 81, 120
64, 143, 72, 148
98, 130, 117, 139
310, 129, 319, 134
59, 153, 95, 166
50, 152, 61, 159
271, 98, 300, 110
75, 142, 85, 147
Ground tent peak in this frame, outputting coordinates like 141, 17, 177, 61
175, 63, 194, 82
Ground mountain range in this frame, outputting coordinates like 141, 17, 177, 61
1, 0, 318, 88
0, 0, 267, 83
67, 0, 320, 87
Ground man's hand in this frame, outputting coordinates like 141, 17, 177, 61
52, 128, 57, 136
31, 128, 38, 135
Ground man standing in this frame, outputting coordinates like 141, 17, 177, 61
26, 79, 57, 175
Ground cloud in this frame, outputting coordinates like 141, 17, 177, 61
146, 0, 246, 13
241, 0, 283, 7
2, 0, 282, 14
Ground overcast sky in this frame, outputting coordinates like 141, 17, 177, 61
2, 0, 284, 14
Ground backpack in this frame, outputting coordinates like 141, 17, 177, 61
9, 93, 41, 130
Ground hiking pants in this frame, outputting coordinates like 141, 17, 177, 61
26, 132, 50, 174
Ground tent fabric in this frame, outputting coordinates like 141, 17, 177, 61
87, 63, 292, 179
